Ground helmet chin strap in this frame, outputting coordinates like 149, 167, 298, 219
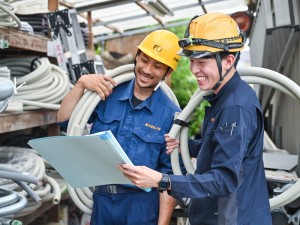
212, 52, 239, 90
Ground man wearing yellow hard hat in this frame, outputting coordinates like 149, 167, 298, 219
119, 12, 272, 225
57, 30, 183, 225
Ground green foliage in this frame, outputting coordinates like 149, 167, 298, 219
95, 45, 102, 55
168, 25, 209, 138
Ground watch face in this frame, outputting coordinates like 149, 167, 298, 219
158, 174, 170, 192
160, 182, 168, 189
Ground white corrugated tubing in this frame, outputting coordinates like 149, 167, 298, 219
0, 146, 68, 220
0, 57, 71, 110
0, 0, 21, 28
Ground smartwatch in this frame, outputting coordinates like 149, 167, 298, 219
157, 173, 170, 192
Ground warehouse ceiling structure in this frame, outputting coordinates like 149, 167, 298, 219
57, 0, 251, 43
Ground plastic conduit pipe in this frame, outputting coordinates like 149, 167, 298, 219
0, 194, 27, 216
12, 200, 42, 218
0, 147, 63, 207
0, 57, 70, 110
0, 1, 22, 29
0, 166, 41, 203
14, 64, 70, 110
66, 64, 180, 214
0, 189, 18, 207
168, 67, 300, 210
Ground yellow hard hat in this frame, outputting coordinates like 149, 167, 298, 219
178, 12, 246, 58
137, 30, 181, 70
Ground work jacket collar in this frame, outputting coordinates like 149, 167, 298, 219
204, 71, 241, 106
118, 79, 156, 113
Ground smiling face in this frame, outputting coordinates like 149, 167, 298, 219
134, 51, 171, 98
190, 57, 220, 92
190, 54, 235, 94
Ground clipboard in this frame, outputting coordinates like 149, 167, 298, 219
28, 130, 149, 190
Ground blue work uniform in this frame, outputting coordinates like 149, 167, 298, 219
169, 72, 272, 225
88, 79, 181, 225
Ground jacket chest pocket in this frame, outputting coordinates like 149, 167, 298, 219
91, 114, 122, 135
131, 127, 164, 169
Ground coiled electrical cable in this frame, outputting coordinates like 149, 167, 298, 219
0, 67, 10, 78
0, 166, 40, 203
35, 183, 51, 198
0, 170, 39, 187
0, 57, 71, 110
0, 1, 21, 29
0, 147, 67, 218
42, 174, 64, 204
12, 200, 42, 218
0, 189, 18, 207
0, 194, 27, 216
168, 67, 300, 210
65, 64, 179, 214
16, 13, 48, 36
0, 77, 14, 113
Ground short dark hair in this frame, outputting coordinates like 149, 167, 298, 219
219, 52, 241, 68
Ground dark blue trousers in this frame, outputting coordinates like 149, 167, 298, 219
91, 186, 159, 225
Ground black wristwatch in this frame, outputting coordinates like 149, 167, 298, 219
157, 173, 170, 192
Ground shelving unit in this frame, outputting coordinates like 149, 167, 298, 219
0, 27, 48, 53
0, 27, 61, 221
0, 26, 60, 136
0, 110, 59, 135
0, 1, 66, 224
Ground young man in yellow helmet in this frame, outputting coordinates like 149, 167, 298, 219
118, 12, 272, 225
57, 30, 182, 225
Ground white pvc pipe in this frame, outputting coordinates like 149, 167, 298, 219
0, 58, 70, 110
67, 183, 92, 215
0, 194, 27, 216
44, 175, 62, 204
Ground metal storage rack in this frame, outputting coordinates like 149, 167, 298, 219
0, 1, 68, 224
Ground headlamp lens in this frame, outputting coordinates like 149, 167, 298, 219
178, 39, 191, 48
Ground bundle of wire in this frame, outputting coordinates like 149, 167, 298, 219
0, 146, 67, 220
0, 57, 71, 110
64, 64, 300, 214
0, 77, 14, 112
0, 67, 10, 78
0, 0, 21, 28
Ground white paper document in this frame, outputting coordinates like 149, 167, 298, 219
28, 130, 135, 188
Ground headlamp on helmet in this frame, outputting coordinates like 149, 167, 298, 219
178, 13, 246, 58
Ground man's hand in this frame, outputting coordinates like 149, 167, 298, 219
77, 74, 117, 100
164, 134, 180, 154
118, 164, 162, 189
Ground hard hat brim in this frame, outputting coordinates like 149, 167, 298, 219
177, 49, 215, 58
